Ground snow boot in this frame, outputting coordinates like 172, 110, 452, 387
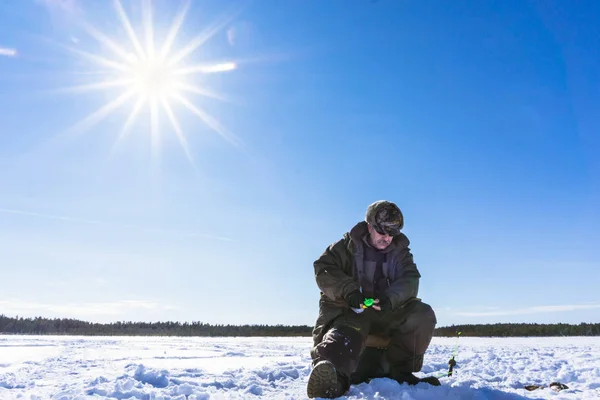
419, 375, 442, 386
307, 360, 346, 398
392, 371, 441, 386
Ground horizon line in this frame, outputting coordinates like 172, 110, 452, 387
1, 313, 598, 328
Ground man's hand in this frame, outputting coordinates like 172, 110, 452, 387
373, 295, 392, 311
345, 290, 366, 309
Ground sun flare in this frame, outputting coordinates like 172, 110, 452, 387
128, 54, 179, 101
56, 0, 241, 165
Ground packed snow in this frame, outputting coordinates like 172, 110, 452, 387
0, 334, 598, 399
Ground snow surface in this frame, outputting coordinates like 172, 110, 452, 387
0, 335, 599, 399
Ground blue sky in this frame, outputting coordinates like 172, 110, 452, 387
0, 0, 599, 328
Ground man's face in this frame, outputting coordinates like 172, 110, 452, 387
368, 225, 393, 250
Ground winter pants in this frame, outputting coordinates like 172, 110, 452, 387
311, 300, 436, 385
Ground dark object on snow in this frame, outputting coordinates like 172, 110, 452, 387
550, 382, 569, 391
390, 371, 441, 386
448, 356, 457, 376
524, 382, 569, 392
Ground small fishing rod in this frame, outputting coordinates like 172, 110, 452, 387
447, 331, 461, 376
432, 330, 461, 379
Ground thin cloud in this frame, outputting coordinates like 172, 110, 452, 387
0, 207, 233, 241
36, 0, 83, 30
0, 299, 177, 319
0, 47, 17, 57
454, 304, 600, 317
37, 0, 81, 14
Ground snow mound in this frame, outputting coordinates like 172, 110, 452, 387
132, 364, 170, 388
0, 372, 26, 389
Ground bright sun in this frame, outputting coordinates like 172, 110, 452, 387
129, 55, 178, 100
57, 0, 241, 165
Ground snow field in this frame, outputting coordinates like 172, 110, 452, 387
0, 335, 599, 399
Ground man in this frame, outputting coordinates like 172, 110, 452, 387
307, 200, 439, 398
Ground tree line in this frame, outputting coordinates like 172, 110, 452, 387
0, 315, 598, 336
434, 322, 600, 337
0, 315, 309, 336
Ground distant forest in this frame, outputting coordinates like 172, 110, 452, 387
1, 315, 599, 337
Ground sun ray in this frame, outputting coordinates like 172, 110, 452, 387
75, 17, 135, 64
111, 97, 146, 154
175, 82, 229, 102
113, 0, 146, 60
67, 89, 138, 136
68, 70, 126, 77
173, 62, 237, 76
149, 97, 160, 162
161, 98, 195, 166
62, 45, 130, 72
37, 35, 131, 73
159, 0, 191, 58
51, 78, 133, 94
172, 93, 240, 147
167, 7, 243, 67
142, 0, 155, 59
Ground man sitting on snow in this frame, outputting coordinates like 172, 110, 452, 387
307, 200, 440, 398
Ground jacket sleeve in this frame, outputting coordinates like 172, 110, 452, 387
386, 236, 421, 309
313, 239, 360, 302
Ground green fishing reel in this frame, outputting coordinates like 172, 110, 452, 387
363, 298, 375, 307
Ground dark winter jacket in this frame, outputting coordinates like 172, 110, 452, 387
311, 221, 421, 346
